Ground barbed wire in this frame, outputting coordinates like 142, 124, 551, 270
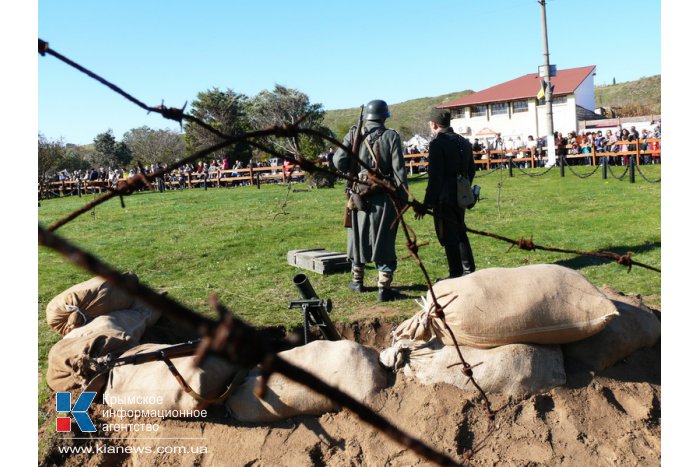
464, 227, 659, 273
37, 225, 460, 466
39, 39, 485, 463
39, 38, 660, 463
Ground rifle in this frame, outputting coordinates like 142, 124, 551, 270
84, 339, 245, 403
91, 339, 203, 373
343, 105, 364, 227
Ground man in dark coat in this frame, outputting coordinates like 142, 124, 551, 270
419, 108, 476, 278
333, 99, 407, 302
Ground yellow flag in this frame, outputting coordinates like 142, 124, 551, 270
537, 80, 546, 100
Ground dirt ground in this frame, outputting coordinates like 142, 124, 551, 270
40, 300, 661, 467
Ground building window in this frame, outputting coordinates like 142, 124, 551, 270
537, 95, 568, 106
471, 105, 487, 117
512, 100, 528, 113
451, 107, 466, 119
491, 102, 508, 115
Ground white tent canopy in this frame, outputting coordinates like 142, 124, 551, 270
404, 134, 429, 152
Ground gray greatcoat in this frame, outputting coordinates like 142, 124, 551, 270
333, 120, 407, 269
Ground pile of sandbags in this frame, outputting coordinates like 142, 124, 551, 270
393, 264, 619, 348
562, 287, 661, 371
382, 265, 660, 396
226, 340, 387, 422
104, 343, 246, 411
45, 273, 139, 336
47, 307, 157, 391
45, 275, 161, 392
381, 339, 565, 397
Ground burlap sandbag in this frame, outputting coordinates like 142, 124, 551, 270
393, 264, 619, 349
104, 343, 244, 412
46, 273, 138, 336
226, 340, 388, 422
383, 339, 566, 397
46, 308, 152, 392
562, 287, 661, 371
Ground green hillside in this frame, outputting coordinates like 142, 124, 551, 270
323, 75, 661, 139
323, 90, 474, 140
594, 75, 661, 114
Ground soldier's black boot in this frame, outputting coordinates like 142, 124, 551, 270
348, 264, 366, 292
459, 241, 476, 275
377, 271, 400, 302
445, 244, 464, 279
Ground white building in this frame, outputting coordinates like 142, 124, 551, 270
439, 65, 599, 143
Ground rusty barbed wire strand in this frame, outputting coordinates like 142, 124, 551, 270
387, 192, 499, 456
470, 226, 658, 272
38, 224, 460, 466
39, 39, 227, 137
39, 36, 661, 461
38, 41, 660, 275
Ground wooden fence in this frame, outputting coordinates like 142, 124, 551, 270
38, 138, 661, 197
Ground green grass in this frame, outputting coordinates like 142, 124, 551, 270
38, 167, 661, 405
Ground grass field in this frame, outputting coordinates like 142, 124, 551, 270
37, 165, 661, 407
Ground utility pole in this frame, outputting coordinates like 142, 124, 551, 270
538, 0, 557, 170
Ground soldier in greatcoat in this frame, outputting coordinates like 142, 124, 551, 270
333, 99, 407, 302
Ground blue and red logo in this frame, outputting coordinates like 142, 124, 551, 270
56, 392, 96, 432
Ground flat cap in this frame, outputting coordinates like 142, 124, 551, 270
429, 108, 451, 127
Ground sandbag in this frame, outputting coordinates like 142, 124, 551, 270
104, 343, 244, 412
226, 340, 388, 422
383, 339, 566, 397
46, 308, 152, 392
46, 273, 138, 336
562, 287, 661, 371
393, 264, 619, 349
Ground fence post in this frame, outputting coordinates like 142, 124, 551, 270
629, 155, 635, 184
560, 152, 565, 177
635, 139, 641, 167
508, 157, 513, 177
256, 172, 261, 189
592, 144, 597, 166
602, 155, 608, 180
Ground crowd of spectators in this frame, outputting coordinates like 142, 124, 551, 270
45, 123, 661, 196
48, 156, 305, 194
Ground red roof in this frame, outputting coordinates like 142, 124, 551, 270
438, 65, 596, 108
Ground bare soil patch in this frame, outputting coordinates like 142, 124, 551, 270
40, 303, 660, 466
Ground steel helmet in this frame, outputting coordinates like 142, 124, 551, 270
365, 99, 390, 120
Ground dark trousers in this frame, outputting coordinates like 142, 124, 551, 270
434, 202, 476, 278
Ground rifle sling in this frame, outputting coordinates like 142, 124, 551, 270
161, 354, 245, 404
